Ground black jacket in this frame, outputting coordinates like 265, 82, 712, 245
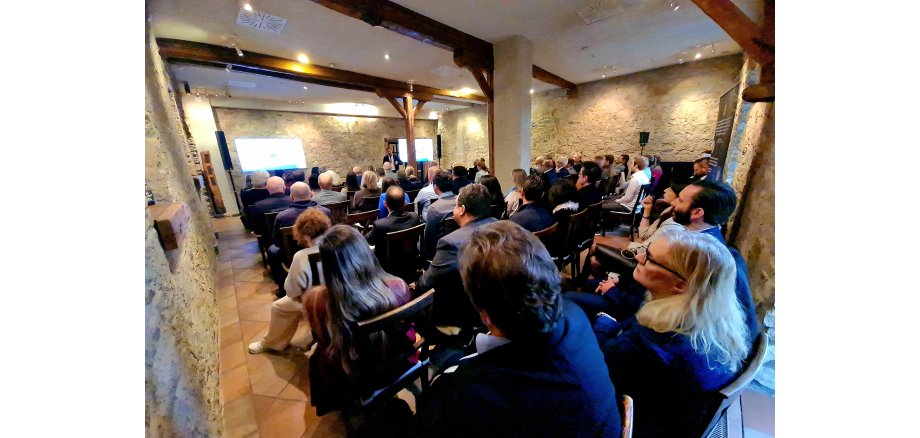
577, 184, 603, 208
366, 211, 420, 272
250, 193, 291, 236
271, 200, 332, 248
508, 203, 554, 232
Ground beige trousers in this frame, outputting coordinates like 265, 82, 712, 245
260, 296, 311, 351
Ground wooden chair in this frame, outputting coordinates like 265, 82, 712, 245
490, 203, 505, 220
384, 223, 425, 283
347, 209, 380, 232
602, 183, 651, 240
346, 190, 357, 203
621, 394, 634, 438
402, 202, 417, 214
554, 208, 588, 276
406, 189, 420, 203
441, 216, 459, 236
278, 226, 301, 270
355, 289, 435, 407
533, 222, 558, 250
255, 211, 282, 268
702, 333, 770, 438
325, 200, 350, 225
357, 195, 381, 212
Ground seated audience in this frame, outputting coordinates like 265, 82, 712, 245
555, 156, 570, 177
396, 170, 415, 192
689, 157, 710, 182
405, 165, 421, 187
376, 167, 386, 188
473, 158, 489, 183
648, 156, 663, 192
566, 154, 579, 174
383, 161, 397, 179
249, 209, 332, 354
417, 184, 497, 327
477, 175, 505, 219
352, 166, 364, 187
451, 165, 471, 193
312, 172, 347, 205
415, 165, 440, 219
366, 186, 420, 275
378, 177, 410, 219
308, 167, 321, 190
422, 171, 456, 259
266, 182, 332, 292
548, 180, 579, 223
640, 156, 652, 180
530, 156, 545, 176
541, 159, 558, 185
603, 157, 650, 213
249, 176, 291, 236
416, 221, 620, 437
629, 182, 688, 248
282, 170, 295, 194
342, 171, 361, 192
575, 161, 603, 208
240, 170, 271, 229
508, 175, 554, 232
504, 168, 528, 218
596, 231, 751, 438
304, 225, 414, 416
353, 171, 381, 212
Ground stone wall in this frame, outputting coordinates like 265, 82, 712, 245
530, 55, 743, 162
212, 108, 437, 189
436, 106, 489, 169
145, 29, 222, 438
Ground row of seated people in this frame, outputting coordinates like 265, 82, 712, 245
247, 193, 755, 436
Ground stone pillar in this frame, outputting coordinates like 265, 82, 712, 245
492, 36, 533, 191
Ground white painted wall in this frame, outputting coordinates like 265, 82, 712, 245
181, 95, 240, 215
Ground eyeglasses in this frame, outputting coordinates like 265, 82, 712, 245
622, 245, 685, 280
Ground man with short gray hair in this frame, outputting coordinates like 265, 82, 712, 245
311, 171, 347, 205
555, 156, 570, 177
241, 170, 272, 230
249, 176, 291, 236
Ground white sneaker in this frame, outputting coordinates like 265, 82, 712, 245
248, 340, 269, 354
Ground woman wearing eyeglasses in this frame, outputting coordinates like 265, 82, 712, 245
596, 230, 751, 438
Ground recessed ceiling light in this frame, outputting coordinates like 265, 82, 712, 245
384, 53, 390, 60
303, 86, 308, 90
243, 2, 253, 12
458, 87, 475, 95
695, 52, 702, 59
530, 89, 534, 94
601, 74, 606, 78
297, 54, 309, 63
329, 63, 335, 68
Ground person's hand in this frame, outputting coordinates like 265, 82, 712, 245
595, 277, 618, 295
641, 195, 653, 211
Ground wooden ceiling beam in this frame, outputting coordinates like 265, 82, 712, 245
690, 0, 773, 66
383, 96, 408, 119
309, 0, 575, 89
413, 100, 428, 118
157, 38, 488, 103
468, 67, 493, 101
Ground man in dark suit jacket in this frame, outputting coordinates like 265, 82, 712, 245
382, 145, 403, 171
451, 165, 471, 194
416, 221, 620, 437
240, 170, 271, 229
575, 161, 603, 208
416, 183, 497, 328
249, 176, 291, 237
366, 186, 420, 276
508, 175, 554, 232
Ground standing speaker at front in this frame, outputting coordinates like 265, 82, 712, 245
215, 131, 234, 170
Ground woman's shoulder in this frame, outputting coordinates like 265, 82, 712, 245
383, 277, 410, 305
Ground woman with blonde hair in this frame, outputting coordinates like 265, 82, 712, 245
304, 225, 415, 415
503, 168, 528, 218
352, 170, 381, 211
597, 230, 751, 438
473, 157, 489, 183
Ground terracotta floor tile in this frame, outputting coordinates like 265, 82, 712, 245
223, 394, 260, 438
220, 341, 248, 375
277, 366, 310, 402
251, 394, 277, 422
221, 323, 244, 349
256, 399, 309, 438
240, 321, 271, 344
218, 284, 237, 300
218, 259, 234, 271
219, 364, 252, 404
246, 348, 271, 373
303, 410, 343, 438
238, 299, 273, 322
236, 281, 278, 301
219, 296, 239, 313
250, 354, 300, 397
235, 267, 272, 283
232, 256, 265, 271
219, 275, 237, 289
220, 304, 241, 328
219, 268, 235, 281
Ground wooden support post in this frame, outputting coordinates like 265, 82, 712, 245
402, 97, 417, 170
413, 100, 427, 118
384, 96, 408, 119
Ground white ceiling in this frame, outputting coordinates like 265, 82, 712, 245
150, 0, 762, 107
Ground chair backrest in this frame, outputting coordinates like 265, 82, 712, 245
346, 190, 357, 202
262, 210, 281, 239
402, 202, 416, 214
356, 288, 435, 335
533, 222, 558, 249
278, 226, 302, 266
441, 216, 458, 236
384, 224, 425, 280
307, 251, 323, 286
406, 189, 420, 203
700, 332, 770, 438
583, 201, 604, 240
629, 184, 652, 218
563, 208, 589, 251
490, 203, 505, 220
621, 394, 634, 438
325, 200, 350, 225
358, 195, 381, 212
347, 209, 380, 230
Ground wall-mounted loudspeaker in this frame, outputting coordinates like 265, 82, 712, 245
437, 134, 442, 160
639, 131, 650, 146
215, 131, 234, 170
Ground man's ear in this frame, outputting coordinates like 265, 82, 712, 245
691, 207, 705, 222
478, 309, 492, 327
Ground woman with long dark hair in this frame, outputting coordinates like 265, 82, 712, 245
303, 225, 415, 415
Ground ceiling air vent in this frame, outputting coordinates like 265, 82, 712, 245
237, 9, 287, 34
576, 0, 643, 25
430, 65, 467, 78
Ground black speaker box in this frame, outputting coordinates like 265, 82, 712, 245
437, 134, 442, 160
215, 131, 234, 170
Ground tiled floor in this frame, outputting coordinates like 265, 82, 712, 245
211, 217, 773, 437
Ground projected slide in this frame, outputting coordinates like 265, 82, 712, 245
235, 138, 307, 171
397, 138, 435, 162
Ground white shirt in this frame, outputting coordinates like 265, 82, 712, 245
616, 171, 650, 211
283, 246, 323, 299
416, 183, 438, 219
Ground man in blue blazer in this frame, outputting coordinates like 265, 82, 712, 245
416, 183, 497, 327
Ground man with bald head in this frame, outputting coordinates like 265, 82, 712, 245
365, 186, 420, 278
267, 182, 332, 295
311, 171, 347, 205
250, 176, 291, 237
